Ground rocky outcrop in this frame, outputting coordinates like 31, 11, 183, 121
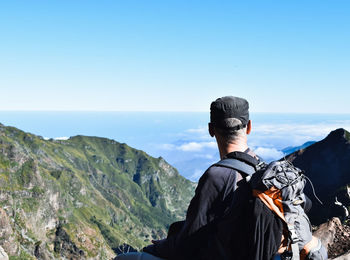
313, 218, 350, 259
54, 224, 85, 259
332, 251, 350, 260
0, 208, 18, 256
0, 246, 8, 260
286, 128, 350, 224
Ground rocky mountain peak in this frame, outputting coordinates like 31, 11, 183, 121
324, 128, 350, 144
287, 128, 350, 224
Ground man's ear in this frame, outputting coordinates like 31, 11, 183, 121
208, 123, 215, 137
246, 120, 252, 135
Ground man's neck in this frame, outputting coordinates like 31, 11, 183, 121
218, 137, 249, 159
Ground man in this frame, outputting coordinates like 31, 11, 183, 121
116, 96, 260, 260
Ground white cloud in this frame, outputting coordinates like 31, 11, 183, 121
158, 141, 217, 152
182, 126, 212, 141
178, 142, 217, 152
249, 121, 350, 149
186, 127, 207, 134
253, 123, 350, 138
159, 143, 176, 150
194, 154, 215, 159
43, 136, 70, 140
181, 122, 350, 151
253, 147, 284, 162
54, 137, 70, 140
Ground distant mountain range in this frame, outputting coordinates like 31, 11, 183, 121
0, 123, 195, 259
286, 128, 350, 225
282, 141, 316, 155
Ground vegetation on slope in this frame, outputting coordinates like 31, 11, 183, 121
0, 123, 195, 259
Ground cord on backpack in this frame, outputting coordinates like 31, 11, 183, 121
304, 176, 323, 205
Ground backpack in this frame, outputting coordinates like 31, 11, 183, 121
212, 152, 328, 260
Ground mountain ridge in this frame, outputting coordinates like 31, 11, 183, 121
0, 123, 195, 259
286, 128, 350, 224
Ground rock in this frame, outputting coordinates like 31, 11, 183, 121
0, 247, 8, 260
0, 246, 8, 260
54, 224, 85, 259
332, 251, 350, 260
0, 208, 18, 255
313, 217, 350, 259
34, 242, 51, 260
313, 217, 342, 249
113, 243, 137, 255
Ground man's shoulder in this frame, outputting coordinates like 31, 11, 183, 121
207, 163, 236, 174
202, 164, 236, 182
194, 164, 237, 196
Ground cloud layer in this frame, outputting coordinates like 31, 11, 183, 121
253, 147, 285, 162
155, 118, 350, 181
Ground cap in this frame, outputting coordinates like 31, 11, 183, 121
210, 96, 249, 128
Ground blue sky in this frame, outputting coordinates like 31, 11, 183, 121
1, 1, 349, 112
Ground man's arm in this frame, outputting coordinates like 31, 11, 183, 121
148, 166, 236, 258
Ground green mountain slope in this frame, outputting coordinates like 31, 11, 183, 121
0, 123, 195, 259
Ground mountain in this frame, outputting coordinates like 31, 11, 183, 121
282, 141, 316, 155
0, 123, 195, 259
286, 128, 350, 225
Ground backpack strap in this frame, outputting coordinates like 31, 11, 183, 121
213, 151, 262, 176
213, 158, 256, 176
225, 151, 260, 167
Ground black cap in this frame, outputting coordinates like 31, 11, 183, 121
210, 96, 249, 128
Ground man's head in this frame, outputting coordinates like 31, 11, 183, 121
209, 96, 251, 145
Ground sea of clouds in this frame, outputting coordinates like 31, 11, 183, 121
157, 118, 350, 181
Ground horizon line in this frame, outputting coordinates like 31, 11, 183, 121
0, 110, 349, 115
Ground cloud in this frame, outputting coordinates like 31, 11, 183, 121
249, 121, 350, 149
180, 122, 350, 152
159, 143, 176, 150
194, 154, 215, 159
54, 137, 70, 140
182, 127, 212, 141
156, 119, 350, 181
158, 141, 217, 152
253, 122, 350, 138
253, 147, 284, 162
43, 136, 70, 140
178, 142, 217, 152
182, 121, 350, 150
186, 127, 207, 134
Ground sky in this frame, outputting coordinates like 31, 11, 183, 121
0, 1, 349, 113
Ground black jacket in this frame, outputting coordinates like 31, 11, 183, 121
144, 150, 282, 260
149, 164, 238, 258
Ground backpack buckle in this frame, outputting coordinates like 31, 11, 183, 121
287, 226, 300, 243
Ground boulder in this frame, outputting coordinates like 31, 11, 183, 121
0, 246, 8, 260
0, 208, 18, 255
313, 217, 350, 259
313, 217, 342, 249
332, 251, 350, 260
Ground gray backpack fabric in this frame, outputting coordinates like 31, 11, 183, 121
215, 156, 328, 260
